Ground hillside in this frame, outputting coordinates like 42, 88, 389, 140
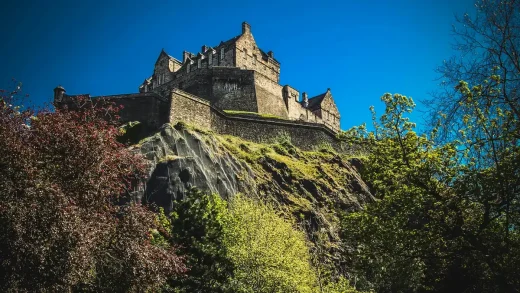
129, 122, 374, 270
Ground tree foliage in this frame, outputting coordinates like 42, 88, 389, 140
224, 194, 317, 293
168, 190, 346, 293
0, 85, 186, 292
340, 85, 520, 292
426, 0, 520, 141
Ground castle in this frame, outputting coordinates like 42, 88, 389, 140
54, 22, 343, 150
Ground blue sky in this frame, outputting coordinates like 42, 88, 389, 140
1, 0, 475, 130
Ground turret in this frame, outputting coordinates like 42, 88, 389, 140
54, 85, 66, 103
302, 92, 308, 108
183, 51, 190, 63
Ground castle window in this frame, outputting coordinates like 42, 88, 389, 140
220, 48, 225, 61
253, 54, 256, 65
198, 58, 201, 68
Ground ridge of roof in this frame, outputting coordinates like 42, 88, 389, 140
307, 92, 327, 110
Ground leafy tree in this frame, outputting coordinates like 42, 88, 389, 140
340, 87, 520, 292
224, 194, 317, 293
426, 0, 520, 141
0, 86, 186, 292
169, 190, 320, 293
168, 189, 234, 292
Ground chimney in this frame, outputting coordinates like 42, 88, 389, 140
54, 85, 66, 103
242, 22, 251, 34
201, 45, 208, 53
302, 92, 309, 108
183, 51, 190, 63
268, 51, 274, 59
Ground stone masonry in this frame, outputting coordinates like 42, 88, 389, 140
53, 22, 343, 150
138, 22, 340, 132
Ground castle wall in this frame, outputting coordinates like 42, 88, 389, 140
170, 89, 212, 130
169, 89, 343, 151
155, 68, 213, 102
211, 67, 258, 113
253, 72, 288, 118
63, 93, 171, 131
219, 46, 235, 67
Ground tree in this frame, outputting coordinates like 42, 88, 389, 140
426, 0, 520, 141
168, 189, 234, 293
340, 89, 520, 292
168, 190, 320, 293
224, 194, 317, 293
0, 85, 186, 292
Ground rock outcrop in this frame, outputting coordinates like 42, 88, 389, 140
131, 122, 374, 267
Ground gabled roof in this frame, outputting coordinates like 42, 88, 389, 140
155, 49, 181, 65
217, 35, 241, 50
307, 90, 330, 110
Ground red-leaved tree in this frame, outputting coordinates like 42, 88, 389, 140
0, 81, 186, 292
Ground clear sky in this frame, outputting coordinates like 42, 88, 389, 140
1, 0, 476, 130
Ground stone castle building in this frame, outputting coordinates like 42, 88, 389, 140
138, 22, 340, 131
54, 22, 342, 150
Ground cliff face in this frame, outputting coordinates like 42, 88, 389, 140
131, 122, 373, 264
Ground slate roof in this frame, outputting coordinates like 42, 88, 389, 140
156, 49, 181, 65
307, 91, 327, 110
217, 35, 241, 49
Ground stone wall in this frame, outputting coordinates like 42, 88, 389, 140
108, 94, 170, 129
253, 72, 288, 118
55, 92, 171, 136
234, 24, 280, 83
212, 67, 258, 113
169, 88, 343, 151
169, 89, 212, 130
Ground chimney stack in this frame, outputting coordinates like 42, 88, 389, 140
268, 51, 274, 58
242, 22, 251, 34
302, 92, 309, 107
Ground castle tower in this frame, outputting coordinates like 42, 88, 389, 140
54, 85, 66, 103
302, 92, 309, 108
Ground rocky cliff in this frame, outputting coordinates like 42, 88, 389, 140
128, 122, 374, 267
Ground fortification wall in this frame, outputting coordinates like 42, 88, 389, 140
211, 67, 258, 113
111, 94, 170, 128
170, 90, 212, 130
254, 72, 288, 118
169, 89, 343, 151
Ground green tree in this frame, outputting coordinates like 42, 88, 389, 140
339, 88, 520, 292
224, 194, 317, 293
168, 189, 234, 292
168, 190, 320, 293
